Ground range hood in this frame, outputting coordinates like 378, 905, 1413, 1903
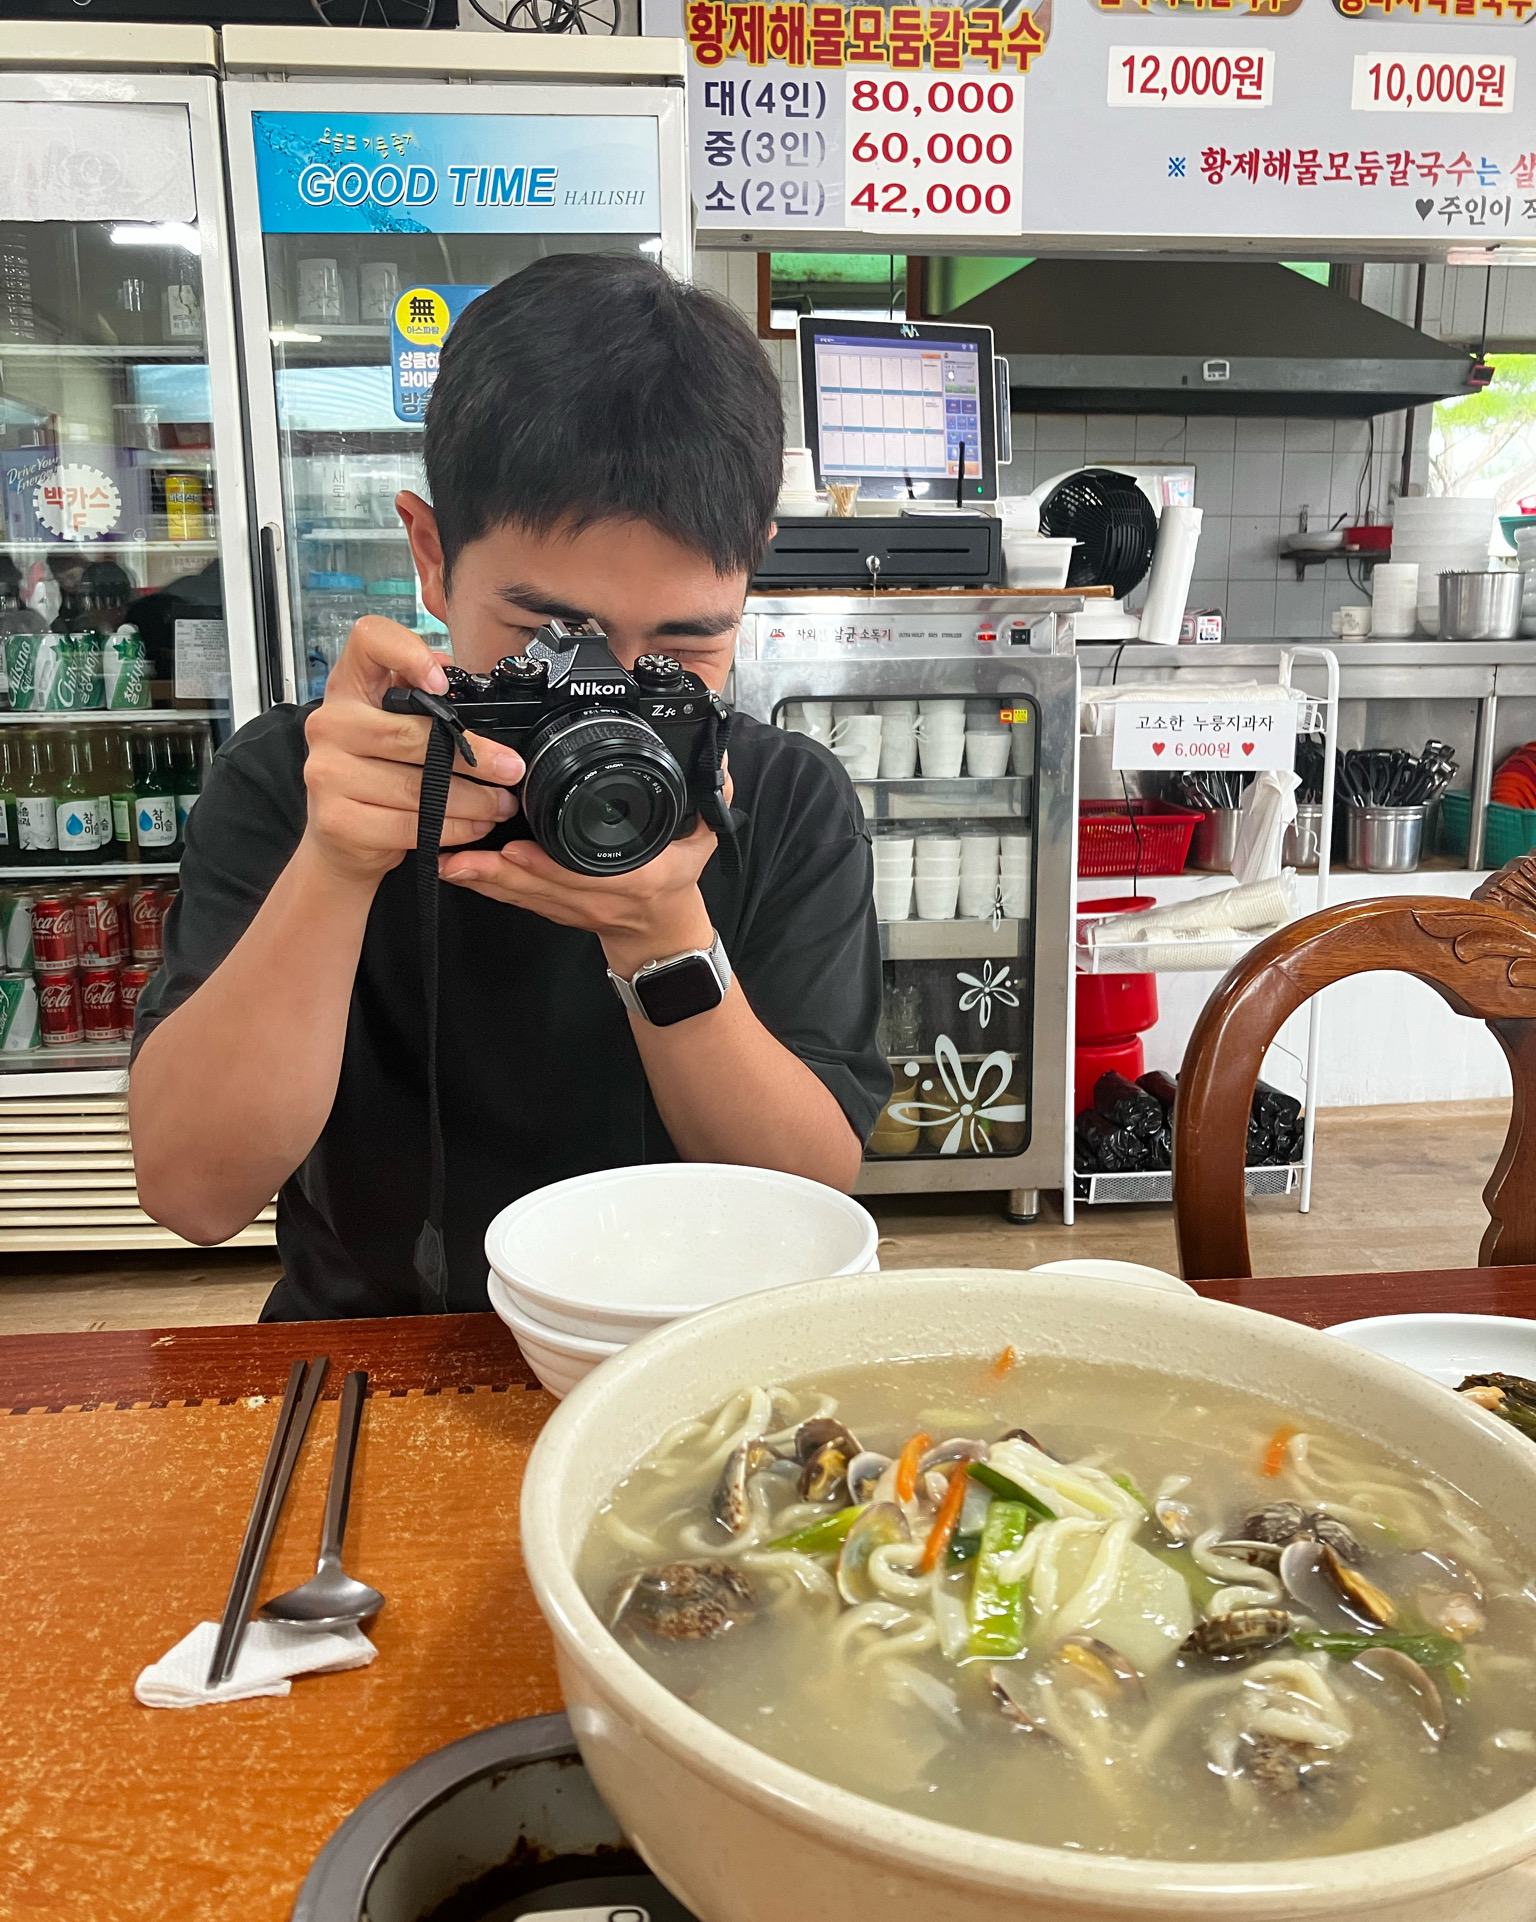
944, 261, 1490, 418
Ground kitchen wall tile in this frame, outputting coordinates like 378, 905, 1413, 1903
1284, 419, 1334, 453
1233, 446, 1284, 513
1186, 576, 1228, 613
1280, 451, 1335, 523
999, 456, 1036, 494
1230, 514, 1281, 580
1331, 418, 1372, 458
1007, 412, 1036, 452
1184, 417, 1236, 452
1136, 415, 1187, 456
1085, 415, 1137, 460
1274, 580, 1326, 636
1191, 450, 1234, 512
1036, 414, 1088, 454
1226, 579, 1277, 636
1331, 453, 1374, 524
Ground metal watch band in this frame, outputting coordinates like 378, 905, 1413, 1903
607, 931, 731, 1025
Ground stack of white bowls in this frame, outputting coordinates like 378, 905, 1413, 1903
776, 445, 826, 519
484, 1163, 880, 1396
872, 834, 913, 919
875, 699, 919, 778
829, 702, 882, 779
1390, 497, 1495, 634
958, 830, 999, 918
1370, 562, 1420, 639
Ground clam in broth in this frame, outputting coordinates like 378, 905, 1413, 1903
578, 1358, 1536, 1862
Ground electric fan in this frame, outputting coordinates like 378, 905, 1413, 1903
1031, 467, 1161, 642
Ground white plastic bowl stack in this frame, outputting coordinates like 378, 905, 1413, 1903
1388, 497, 1495, 635
484, 1163, 880, 1396
1369, 562, 1420, 639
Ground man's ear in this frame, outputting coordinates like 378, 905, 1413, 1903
396, 491, 449, 627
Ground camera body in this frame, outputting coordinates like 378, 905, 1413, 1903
384, 622, 731, 877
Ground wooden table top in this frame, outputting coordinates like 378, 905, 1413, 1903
3, 1265, 1534, 1922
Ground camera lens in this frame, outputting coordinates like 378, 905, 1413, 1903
521, 711, 687, 876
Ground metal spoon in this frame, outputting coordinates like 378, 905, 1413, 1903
259, 1369, 384, 1629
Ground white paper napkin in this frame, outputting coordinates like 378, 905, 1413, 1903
134, 1618, 377, 1709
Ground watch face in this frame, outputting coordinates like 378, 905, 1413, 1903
635, 954, 725, 1027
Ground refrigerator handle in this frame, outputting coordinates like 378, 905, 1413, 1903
258, 522, 293, 710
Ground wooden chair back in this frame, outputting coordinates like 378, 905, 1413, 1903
1172, 855, 1536, 1281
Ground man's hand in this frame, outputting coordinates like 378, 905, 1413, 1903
438, 771, 732, 977
301, 618, 524, 889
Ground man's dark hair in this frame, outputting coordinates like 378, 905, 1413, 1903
424, 254, 783, 581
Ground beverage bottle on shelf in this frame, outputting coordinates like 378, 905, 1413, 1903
0, 733, 16, 857
173, 724, 206, 837
132, 726, 179, 857
54, 725, 107, 865
104, 623, 151, 711
14, 728, 58, 865
87, 724, 118, 856
103, 725, 138, 860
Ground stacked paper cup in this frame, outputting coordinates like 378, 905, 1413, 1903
964, 699, 1012, 778
1370, 562, 1420, 639
918, 699, 966, 778
999, 834, 1031, 917
830, 709, 882, 779
1390, 497, 1495, 634
787, 699, 832, 744
875, 699, 919, 778
958, 832, 1000, 919
872, 835, 913, 920
915, 835, 961, 920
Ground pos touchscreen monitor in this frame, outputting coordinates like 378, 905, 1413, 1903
797, 315, 999, 503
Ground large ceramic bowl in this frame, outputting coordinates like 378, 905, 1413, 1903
521, 1267, 1536, 1922
486, 1163, 879, 1344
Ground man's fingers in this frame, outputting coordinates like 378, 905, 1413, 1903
311, 702, 522, 784
319, 753, 512, 823
323, 615, 449, 704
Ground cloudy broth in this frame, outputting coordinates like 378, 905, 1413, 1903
578, 1356, 1536, 1862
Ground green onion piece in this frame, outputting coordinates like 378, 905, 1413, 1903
967, 1460, 1057, 1523
1291, 1628, 1466, 1670
947, 1529, 983, 1566
967, 1500, 1035, 1658
768, 1504, 866, 1555
1111, 1471, 1151, 1512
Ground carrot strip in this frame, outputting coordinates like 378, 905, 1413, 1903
1261, 1422, 1298, 1478
991, 1344, 1018, 1380
920, 1463, 969, 1573
895, 1430, 931, 1504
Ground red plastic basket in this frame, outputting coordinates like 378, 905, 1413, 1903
1077, 801, 1202, 878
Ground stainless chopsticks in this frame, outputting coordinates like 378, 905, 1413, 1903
206, 1355, 329, 1688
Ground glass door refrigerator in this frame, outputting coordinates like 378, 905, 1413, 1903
220, 27, 689, 703
0, 25, 262, 1253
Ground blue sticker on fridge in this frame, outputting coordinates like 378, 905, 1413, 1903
251, 113, 661, 235
390, 284, 487, 424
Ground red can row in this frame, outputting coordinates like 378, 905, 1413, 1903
39, 962, 153, 1047
29, 882, 174, 975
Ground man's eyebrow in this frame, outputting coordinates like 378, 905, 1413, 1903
495, 583, 590, 623
652, 610, 743, 639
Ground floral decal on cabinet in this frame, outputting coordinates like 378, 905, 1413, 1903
888, 1036, 1027, 1155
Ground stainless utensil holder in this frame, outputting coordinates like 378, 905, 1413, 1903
1346, 804, 1426, 873
1189, 807, 1243, 873
1284, 802, 1325, 871
1439, 569, 1522, 642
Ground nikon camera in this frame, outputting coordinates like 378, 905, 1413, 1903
383, 620, 732, 877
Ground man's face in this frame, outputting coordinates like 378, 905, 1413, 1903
397, 495, 748, 692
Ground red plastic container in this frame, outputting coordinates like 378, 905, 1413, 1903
1078, 801, 1201, 878
1076, 971, 1158, 1043
1074, 1035, 1145, 1118
1345, 524, 1392, 553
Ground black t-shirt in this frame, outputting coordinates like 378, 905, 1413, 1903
133, 703, 891, 1320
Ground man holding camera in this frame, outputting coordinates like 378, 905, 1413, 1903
129, 256, 890, 1321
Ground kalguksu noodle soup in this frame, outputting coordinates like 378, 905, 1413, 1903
577, 1356, 1536, 1863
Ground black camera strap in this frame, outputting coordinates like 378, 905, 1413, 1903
398, 686, 740, 1314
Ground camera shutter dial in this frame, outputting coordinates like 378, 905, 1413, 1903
492, 654, 549, 691
633, 654, 686, 693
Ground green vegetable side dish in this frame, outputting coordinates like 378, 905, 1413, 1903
967, 1500, 1036, 1657
967, 1460, 1057, 1523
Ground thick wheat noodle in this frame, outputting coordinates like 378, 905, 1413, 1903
1191, 1527, 1284, 1602
854, 1620, 940, 1669
763, 1391, 837, 1450
739, 1547, 839, 1602
1022, 1517, 1106, 1621
1036, 1680, 1130, 1807
884, 1657, 959, 1723
832, 1598, 915, 1657
867, 1541, 937, 1604
601, 1509, 664, 1559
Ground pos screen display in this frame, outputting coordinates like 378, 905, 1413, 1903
797, 316, 998, 503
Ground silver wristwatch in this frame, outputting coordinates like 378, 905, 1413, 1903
608, 931, 732, 1028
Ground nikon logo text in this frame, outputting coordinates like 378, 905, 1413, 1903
570, 681, 628, 696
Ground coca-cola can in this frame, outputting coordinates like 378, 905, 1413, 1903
129, 886, 166, 964
31, 894, 78, 975
77, 890, 125, 969
117, 964, 152, 1027
80, 967, 122, 1043
39, 971, 83, 1047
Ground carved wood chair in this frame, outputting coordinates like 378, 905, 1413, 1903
1172, 854, 1536, 1281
